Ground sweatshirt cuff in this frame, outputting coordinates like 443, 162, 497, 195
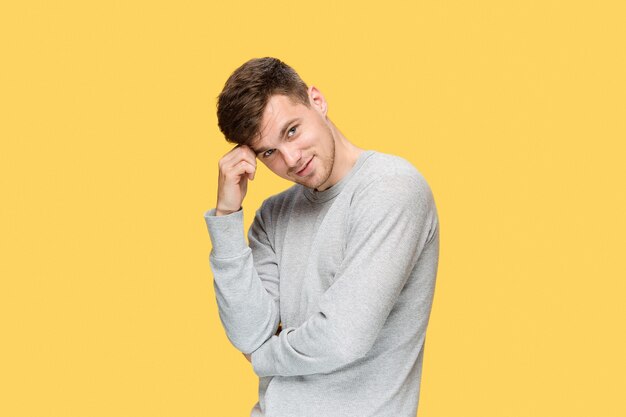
203, 208, 247, 258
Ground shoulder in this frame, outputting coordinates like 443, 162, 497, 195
354, 151, 435, 206
349, 152, 439, 237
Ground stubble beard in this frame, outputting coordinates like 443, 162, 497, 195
289, 124, 336, 191
312, 128, 336, 191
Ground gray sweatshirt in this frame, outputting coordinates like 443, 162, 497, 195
204, 150, 439, 417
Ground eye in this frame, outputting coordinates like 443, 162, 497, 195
287, 126, 297, 138
262, 149, 275, 158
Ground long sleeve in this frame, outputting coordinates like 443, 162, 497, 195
250, 173, 438, 377
204, 205, 281, 354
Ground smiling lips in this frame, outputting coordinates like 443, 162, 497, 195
295, 157, 313, 176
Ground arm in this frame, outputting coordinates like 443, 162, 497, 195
205, 203, 281, 354
250, 174, 438, 377
244, 323, 282, 363
204, 145, 281, 354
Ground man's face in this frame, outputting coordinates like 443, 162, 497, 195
249, 88, 336, 191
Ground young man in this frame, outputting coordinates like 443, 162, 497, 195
204, 57, 440, 417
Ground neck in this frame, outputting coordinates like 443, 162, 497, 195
317, 120, 364, 191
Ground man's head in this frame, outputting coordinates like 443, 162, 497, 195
217, 57, 340, 191
217, 57, 310, 146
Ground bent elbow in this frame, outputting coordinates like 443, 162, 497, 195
233, 320, 281, 355
229, 335, 259, 355
228, 328, 273, 355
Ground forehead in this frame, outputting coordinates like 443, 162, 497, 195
254, 94, 307, 144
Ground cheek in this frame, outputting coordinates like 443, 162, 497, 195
299, 134, 317, 152
265, 159, 288, 177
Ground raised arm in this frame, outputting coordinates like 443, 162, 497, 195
250, 174, 438, 377
204, 145, 281, 354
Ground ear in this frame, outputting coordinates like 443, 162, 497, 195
308, 85, 328, 117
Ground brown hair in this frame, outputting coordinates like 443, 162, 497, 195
216, 57, 309, 145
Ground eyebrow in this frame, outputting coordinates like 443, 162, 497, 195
251, 117, 301, 155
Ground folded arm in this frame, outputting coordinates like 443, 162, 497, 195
250, 174, 438, 377
205, 205, 281, 354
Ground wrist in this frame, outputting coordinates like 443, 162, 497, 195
204, 209, 247, 258
215, 207, 241, 216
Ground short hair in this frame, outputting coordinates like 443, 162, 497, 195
216, 57, 310, 145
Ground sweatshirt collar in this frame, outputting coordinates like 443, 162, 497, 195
302, 150, 375, 203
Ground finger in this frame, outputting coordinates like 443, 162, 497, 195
219, 152, 257, 178
222, 147, 257, 171
247, 161, 256, 180
230, 143, 257, 160
238, 144, 258, 160
229, 160, 256, 182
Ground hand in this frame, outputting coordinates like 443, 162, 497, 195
216, 145, 257, 216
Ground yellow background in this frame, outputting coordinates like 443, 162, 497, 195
1, 1, 625, 416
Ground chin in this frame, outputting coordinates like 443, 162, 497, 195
293, 176, 318, 189
299, 179, 318, 189
291, 166, 330, 190
312, 174, 332, 191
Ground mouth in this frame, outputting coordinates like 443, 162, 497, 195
295, 156, 313, 176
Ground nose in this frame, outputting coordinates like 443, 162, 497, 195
281, 143, 302, 169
